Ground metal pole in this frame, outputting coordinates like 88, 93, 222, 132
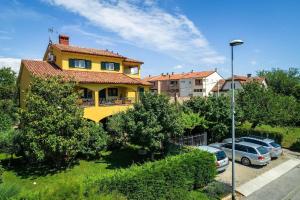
231, 45, 236, 200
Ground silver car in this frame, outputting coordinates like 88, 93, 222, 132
198, 145, 229, 172
220, 142, 271, 166
240, 137, 283, 158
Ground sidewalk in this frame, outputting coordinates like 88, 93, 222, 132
236, 159, 300, 197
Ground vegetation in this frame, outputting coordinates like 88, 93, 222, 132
107, 92, 184, 158
180, 112, 207, 135
183, 95, 235, 143
17, 77, 108, 165
0, 67, 18, 131
237, 82, 299, 128
93, 150, 215, 200
240, 123, 300, 151
258, 68, 300, 100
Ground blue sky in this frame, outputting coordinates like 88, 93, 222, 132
0, 0, 299, 77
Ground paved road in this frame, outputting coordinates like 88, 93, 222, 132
246, 164, 300, 200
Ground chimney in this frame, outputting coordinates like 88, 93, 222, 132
59, 34, 69, 45
172, 72, 174, 75
247, 73, 252, 78
166, 72, 169, 75
148, 75, 151, 77
214, 68, 218, 72
161, 73, 164, 76
191, 70, 194, 73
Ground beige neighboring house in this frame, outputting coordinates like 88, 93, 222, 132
143, 70, 224, 99
211, 74, 267, 95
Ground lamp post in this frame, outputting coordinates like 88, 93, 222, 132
229, 39, 244, 200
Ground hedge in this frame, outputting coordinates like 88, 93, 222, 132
235, 127, 283, 144
18, 150, 216, 200
89, 150, 216, 200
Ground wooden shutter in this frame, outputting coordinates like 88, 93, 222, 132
101, 62, 106, 70
69, 59, 75, 68
114, 63, 120, 71
85, 60, 91, 69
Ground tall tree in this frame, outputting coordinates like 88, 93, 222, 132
108, 93, 184, 158
17, 76, 107, 165
0, 67, 18, 130
258, 68, 300, 99
183, 95, 234, 142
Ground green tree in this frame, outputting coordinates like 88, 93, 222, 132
17, 76, 107, 165
236, 82, 272, 128
110, 93, 184, 158
0, 67, 18, 130
237, 82, 299, 127
180, 112, 207, 135
183, 95, 234, 142
258, 68, 300, 99
107, 111, 134, 148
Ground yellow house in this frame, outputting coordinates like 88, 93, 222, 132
18, 35, 151, 122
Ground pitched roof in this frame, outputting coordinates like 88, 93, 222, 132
211, 75, 266, 92
225, 75, 265, 83
21, 60, 151, 86
143, 71, 215, 81
52, 44, 143, 64
211, 79, 226, 92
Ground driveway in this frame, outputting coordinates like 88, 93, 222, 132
216, 154, 290, 187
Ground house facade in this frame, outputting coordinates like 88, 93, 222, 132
143, 70, 223, 98
211, 74, 267, 95
18, 35, 151, 122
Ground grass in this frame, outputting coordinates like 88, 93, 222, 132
0, 146, 149, 196
241, 122, 300, 151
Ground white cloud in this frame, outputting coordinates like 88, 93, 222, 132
251, 60, 257, 65
46, 0, 225, 65
0, 58, 21, 72
173, 64, 183, 69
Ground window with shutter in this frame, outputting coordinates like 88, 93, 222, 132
69, 59, 91, 69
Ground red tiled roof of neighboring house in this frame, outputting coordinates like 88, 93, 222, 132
52, 44, 143, 64
21, 60, 151, 86
211, 75, 266, 92
124, 58, 144, 64
211, 79, 226, 92
143, 71, 215, 81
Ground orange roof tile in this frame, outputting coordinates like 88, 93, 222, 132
211, 79, 226, 92
52, 44, 143, 64
143, 71, 215, 81
21, 60, 151, 86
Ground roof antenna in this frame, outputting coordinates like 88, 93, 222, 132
48, 27, 58, 44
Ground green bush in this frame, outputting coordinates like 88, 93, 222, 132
91, 150, 216, 200
234, 127, 283, 144
0, 164, 3, 184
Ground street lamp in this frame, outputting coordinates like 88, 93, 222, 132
229, 39, 244, 200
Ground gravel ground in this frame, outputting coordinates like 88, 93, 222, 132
216, 153, 290, 187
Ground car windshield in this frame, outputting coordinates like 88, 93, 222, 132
257, 146, 269, 154
270, 142, 281, 148
215, 151, 227, 161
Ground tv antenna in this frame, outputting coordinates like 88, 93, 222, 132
48, 27, 58, 44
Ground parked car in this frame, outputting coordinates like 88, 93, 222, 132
198, 145, 229, 172
219, 142, 271, 166
222, 138, 243, 143
239, 136, 282, 158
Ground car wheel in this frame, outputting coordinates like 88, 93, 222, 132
241, 157, 251, 166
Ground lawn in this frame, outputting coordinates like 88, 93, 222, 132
1, 146, 148, 195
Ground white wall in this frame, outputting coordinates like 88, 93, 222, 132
203, 72, 223, 96
222, 80, 242, 91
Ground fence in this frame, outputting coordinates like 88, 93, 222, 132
172, 133, 207, 146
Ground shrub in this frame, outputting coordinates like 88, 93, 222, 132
92, 150, 216, 200
0, 164, 3, 184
